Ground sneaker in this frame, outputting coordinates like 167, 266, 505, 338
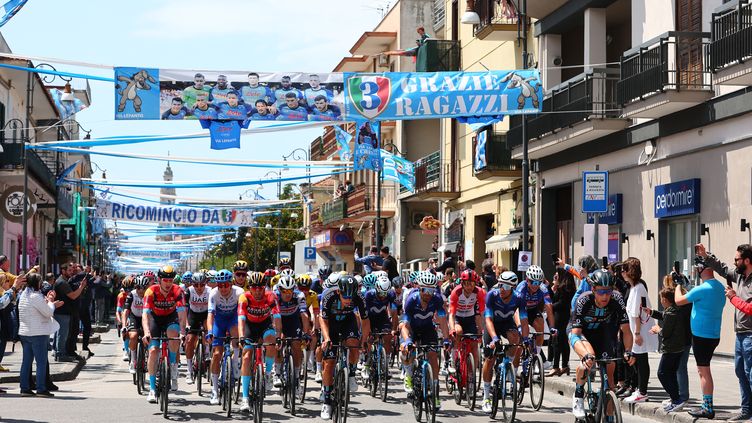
543, 361, 553, 370
170, 365, 179, 391
20, 390, 36, 397
362, 364, 370, 380
36, 391, 55, 398
321, 403, 332, 420
435, 395, 441, 410
348, 376, 358, 393
210, 391, 220, 405
572, 396, 586, 419
404, 375, 413, 393
616, 387, 634, 398
400, 369, 405, 380
688, 407, 715, 419
122, 351, 130, 361
661, 399, 672, 407
482, 398, 493, 413
185, 375, 194, 385
357, 361, 364, 371
315, 371, 323, 383
147, 390, 158, 403
240, 397, 251, 412
623, 391, 648, 403
727, 412, 752, 421
0, 365, 9, 372
273, 374, 283, 388
129, 362, 136, 375
665, 402, 684, 413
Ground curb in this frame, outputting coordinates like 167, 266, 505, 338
543, 376, 699, 423
0, 358, 86, 384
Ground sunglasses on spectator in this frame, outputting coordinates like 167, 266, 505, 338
217, 283, 231, 288
594, 288, 613, 296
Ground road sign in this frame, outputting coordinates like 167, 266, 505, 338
517, 250, 532, 272
582, 171, 608, 213
304, 247, 316, 265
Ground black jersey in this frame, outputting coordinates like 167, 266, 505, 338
571, 291, 629, 331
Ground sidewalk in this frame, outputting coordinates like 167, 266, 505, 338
543, 353, 743, 423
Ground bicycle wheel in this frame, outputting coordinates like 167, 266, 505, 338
475, 343, 483, 393
369, 348, 378, 397
500, 362, 517, 423
597, 390, 622, 423
224, 356, 233, 417
253, 363, 265, 423
333, 367, 350, 423
424, 363, 436, 423
380, 346, 389, 402
196, 341, 204, 396
530, 353, 545, 410
158, 358, 165, 412
287, 352, 296, 416
412, 364, 423, 422
162, 359, 170, 418
516, 362, 527, 406
299, 348, 308, 404
136, 342, 145, 395
466, 353, 477, 410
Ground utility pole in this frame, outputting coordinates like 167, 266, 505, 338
519, 0, 531, 253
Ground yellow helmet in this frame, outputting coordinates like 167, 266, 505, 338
233, 260, 249, 272
296, 273, 312, 288
158, 265, 176, 279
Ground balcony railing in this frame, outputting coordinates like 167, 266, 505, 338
320, 197, 346, 226
709, 0, 752, 72
399, 150, 454, 196
618, 31, 711, 106
346, 184, 396, 215
416, 39, 461, 72
474, 0, 520, 36
0, 142, 56, 192
507, 68, 620, 148
473, 132, 519, 174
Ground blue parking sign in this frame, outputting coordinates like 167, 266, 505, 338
304, 247, 316, 263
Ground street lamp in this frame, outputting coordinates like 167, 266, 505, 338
282, 147, 313, 270
263, 170, 283, 267
460, 0, 481, 25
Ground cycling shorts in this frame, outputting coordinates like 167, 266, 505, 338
455, 315, 478, 335
482, 320, 519, 358
243, 317, 275, 347
370, 314, 392, 334
127, 314, 143, 333
187, 311, 208, 334
407, 325, 439, 347
323, 316, 360, 360
211, 314, 238, 347
147, 312, 180, 349
281, 315, 303, 339
526, 307, 543, 323
582, 328, 619, 359
692, 335, 720, 367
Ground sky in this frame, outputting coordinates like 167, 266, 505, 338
0, 0, 387, 203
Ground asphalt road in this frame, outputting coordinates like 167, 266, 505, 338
1, 331, 660, 423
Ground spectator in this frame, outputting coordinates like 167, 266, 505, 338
465, 259, 476, 271
0, 268, 25, 393
93, 267, 109, 326
343, 180, 354, 195
53, 263, 84, 361
0, 255, 19, 374
66, 264, 87, 360
18, 273, 63, 396
675, 254, 725, 419
355, 246, 384, 274
481, 259, 496, 291
379, 246, 399, 281
661, 272, 693, 406
698, 243, 752, 421
622, 257, 658, 404
547, 268, 575, 377
436, 250, 456, 273
78, 265, 95, 358
647, 287, 688, 413
43, 273, 55, 294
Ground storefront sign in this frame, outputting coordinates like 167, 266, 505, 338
60, 224, 76, 249
586, 194, 623, 225
1, 186, 36, 223
654, 179, 701, 218
312, 229, 354, 248
582, 171, 608, 213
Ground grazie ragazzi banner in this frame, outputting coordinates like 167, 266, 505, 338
95, 200, 255, 227
114, 67, 542, 122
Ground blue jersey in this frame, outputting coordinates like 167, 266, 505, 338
364, 289, 396, 319
216, 102, 250, 120
276, 105, 308, 121
273, 87, 304, 108
189, 105, 218, 120
514, 281, 552, 310
309, 106, 341, 121
161, 107, 189, 120
209, 86, 235, 104
484, 289, 528, 322
241, 85, 274, 106
247, 110, 277, 120
274, 289, 307, 318
208, 286, 244, 321
402, 289, 446, 330
303, 87, 333, 106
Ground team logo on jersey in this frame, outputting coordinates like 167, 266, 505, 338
348, 76, 390, 120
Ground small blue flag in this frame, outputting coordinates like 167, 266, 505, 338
333, 125, 352, 161
0, 0, 28, 28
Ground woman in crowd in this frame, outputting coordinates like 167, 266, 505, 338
662, 271, 693, 406
547, 268, 575, 376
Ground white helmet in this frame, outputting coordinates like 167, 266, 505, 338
435, 272, 444, 281
354, 275, 363, 286
277, 274, 296, 291
280, 268, 295, 278
525, 265, 545, 282
498, 271, 519, 286
375, 275, 392, 295
417, 271, 438, 289
324, 272, 341, 289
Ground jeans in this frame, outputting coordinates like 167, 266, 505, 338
658, 351, 683, 402
53, 314, 70, 357
736, 333, 752, 414
551, 321, 570, 368
66, 313, 80, 356
678, 345, 690, 403
19, 335, 49, 392
95, 298, 106, 325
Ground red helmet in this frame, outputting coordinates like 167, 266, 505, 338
263, 268, 277, 282
460, 269, 478, 283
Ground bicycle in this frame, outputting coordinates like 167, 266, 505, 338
242, 339, 274, 423
189, 328, 208, 396
278, 337, 303, 416
515, 331, 548, 411
298, 335, 311, 404
329, 344, 361, 423
489, 342, 521, 422
408, 343, 440, 423
445, 333, 481, 410
575, 357, 623, 423
366, 332, 391, 402
133, 332, 148, 395
215, 336, 240, 418
151, 334, 181, 418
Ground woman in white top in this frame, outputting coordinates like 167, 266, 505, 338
18, 273, 63, 396
621, 257, 658, 404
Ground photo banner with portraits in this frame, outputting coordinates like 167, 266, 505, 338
353, 121, 381, 172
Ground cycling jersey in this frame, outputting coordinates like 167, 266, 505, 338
514, 281, 552, 310
320, 288, 368, 321
571, 291, 629, 331
448, 285, 486, 318
185, 286, 210, 314
402, 289, 446, 331
124, 289, 146, 318
238, 290, 280, 323
274, 289, 308, 317
143, 284, 185, 317
116, 290, 127, 313
364, 289, 397, 332
484, 289, 528, 322
208, 286, 245, 319
300, 288, 320, 312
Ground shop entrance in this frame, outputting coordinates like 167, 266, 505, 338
659, 216, 699, 289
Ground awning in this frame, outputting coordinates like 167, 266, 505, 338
485, 233, 522, 252
437, 241, 459, 254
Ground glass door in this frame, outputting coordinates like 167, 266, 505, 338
665, 217, 699, 286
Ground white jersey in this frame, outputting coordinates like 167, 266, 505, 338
126, 289, 145, 318
186, 286, 210, 313
208, 286, 244, 319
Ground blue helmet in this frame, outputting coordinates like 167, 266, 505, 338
363, 273, 378, 290
215, 269, 233, 284
182, 271, 193, 283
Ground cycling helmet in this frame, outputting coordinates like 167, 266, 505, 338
391, 276, 403, 289
280, 268, 295, 278
214, 269, 233, 284
354, 275, 363, 286
408, 270, 421, 283
417, 271, 438, 289
158, 265, 177, 279
318, 265, 332, 280
199, 268, 208, 274
174, 275, 182, 284
233, 260, 249, 272
182, 271, 193, 283
263, 268, 277, 283
324, 272, 341, 289
338, 275, 358, 298
296, 273, 312, 289
192, 272, 206, 284
248, 271, 265, 287
525, 265, 545, 282
363, 273, 378, 290
375, 275, 392, 295
135, 276, 150, 289
498, 271, 519, 286
143, 270, 156, 280
277, 274, 297, 291
206, 269, 218, 282
435, 272, 444, 281
279, 257, 291, 268
588, 269, 615, 288
460, 269, 478, 282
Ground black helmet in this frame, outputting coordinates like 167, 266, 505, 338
338, 275, 358, 299
318, 265, 332, 280
578, 255, 598, 274
157, 265, 177, 279
588, 269, 614, 288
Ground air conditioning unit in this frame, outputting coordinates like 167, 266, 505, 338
377, 54, 390, 68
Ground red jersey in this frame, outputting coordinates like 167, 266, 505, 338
116, 290, 127, 310
238, 291, 280, 323
449, 285, 486, 318
143, 284, 185, 317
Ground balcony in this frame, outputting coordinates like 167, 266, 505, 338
709, 0, 752, 86
508, 68, 629, 160
400, 151, 458, 201
474, 0, 522, 41
320, 197, 347, 226
473, 132, 520, 180
0, 142, 56, 194
618, 31, 713, 119
416, 40, 461, 72
525, 0, 568, 19
345, 184, 396, 221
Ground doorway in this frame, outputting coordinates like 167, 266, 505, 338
659, 216, 699, 289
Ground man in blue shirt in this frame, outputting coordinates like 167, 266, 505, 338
209, 74, 234, 105
188, 93, 218, 120
355, 246, 384, 274
276, 92, 308, 121
216, 91, 249, 120
303, 74, 333, 107
161, 97, 189, 120
273, 76, 303, 109
241, 72, 274, 106
309, 95, 341, 121
246, 99, 277, 121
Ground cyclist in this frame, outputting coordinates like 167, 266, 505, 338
206, 269, 218, 290
447, 268, 486, 374
117, 277, 133, 361
481, 271, 529, 413
363, 274, 399, 379
279, 257, 292, 272
400, 271, 450, 409
297, 273, 320, 376
184, 271, 209, 385
516, 265, 557, 365
262, 268, 277, 288
143, 270, 157, 286
206, 269, 245, 405
142, 265, 187, 402
319, 274, 370, 420
123, 275, 149, 374
238, 271, 282, 412
273, 274, 311, 393
233, 260, 250, 291
570, 269, 635, 419
312, 266, 332, 294
315, 272, 340, 383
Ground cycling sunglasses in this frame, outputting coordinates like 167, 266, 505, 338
499, 283, 514, 291
279, 288, 293, 295
529, 280, 542, 287
234, 272, 248, 278
594, 288, 613, 296
420, 287, 436, 295
217, 282, 231, 288
250, 284, 265, 290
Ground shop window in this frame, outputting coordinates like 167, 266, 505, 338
664, 218, 699, 286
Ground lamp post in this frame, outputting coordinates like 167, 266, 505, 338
263, 170, 283, 267
282, 147, 311, 270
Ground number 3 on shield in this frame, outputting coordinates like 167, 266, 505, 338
359, 81, 381, 109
